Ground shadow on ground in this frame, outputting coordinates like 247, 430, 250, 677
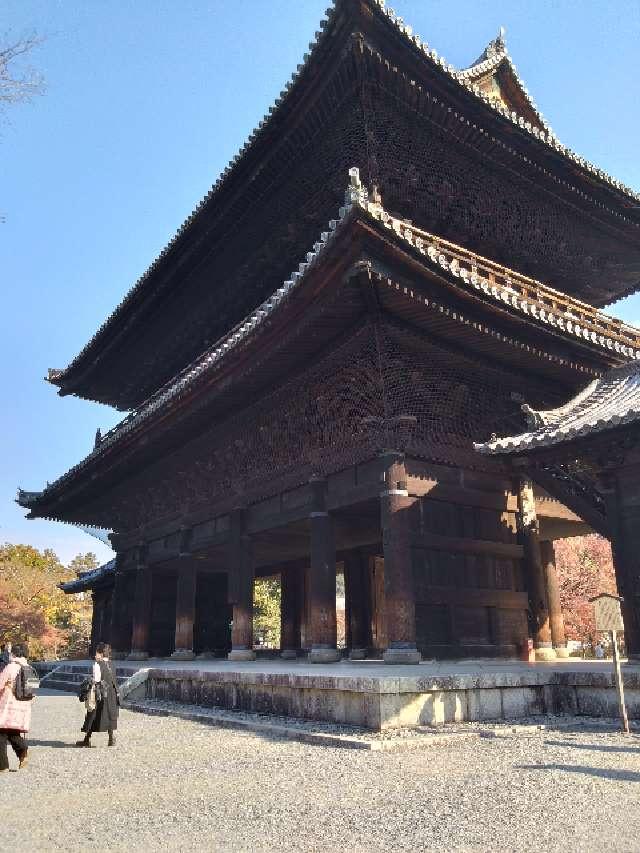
517, 763, 640, 782
27, 739, 78, 749
544, 739, 640, 755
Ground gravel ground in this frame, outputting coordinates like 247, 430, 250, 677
3, 688, 640, 852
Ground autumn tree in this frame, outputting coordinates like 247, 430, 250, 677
0, 543, 96, 659
554, 534, 617, 642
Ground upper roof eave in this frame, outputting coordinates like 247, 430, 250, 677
50, 0, 640, 400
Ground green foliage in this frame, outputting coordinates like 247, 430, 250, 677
253, 577, 281, 648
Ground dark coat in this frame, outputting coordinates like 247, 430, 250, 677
82, 659, 119, 733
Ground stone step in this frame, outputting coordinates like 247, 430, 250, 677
39, 679, 81, 694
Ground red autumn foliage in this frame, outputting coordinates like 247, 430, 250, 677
554, 534, 617, 641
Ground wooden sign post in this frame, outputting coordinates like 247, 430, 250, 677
591, 594, 629, 734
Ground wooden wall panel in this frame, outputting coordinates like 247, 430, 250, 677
412, 488, 528, 658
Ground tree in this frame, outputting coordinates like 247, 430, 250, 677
0, 33, 45, 114
554, 534, 617, 642
0, 543, 95, 659
253, 577, 281, 648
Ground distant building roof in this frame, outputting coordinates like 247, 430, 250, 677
475, 360, 640, 455
59, 558, 116, 594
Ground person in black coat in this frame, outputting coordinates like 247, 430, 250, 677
76, 642, 119, 748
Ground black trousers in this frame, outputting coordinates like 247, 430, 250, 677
0, 728, 27, 771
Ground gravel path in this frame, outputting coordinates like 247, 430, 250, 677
3, 688, 640, 852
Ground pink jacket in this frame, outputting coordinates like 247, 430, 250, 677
0, 661, 32, 732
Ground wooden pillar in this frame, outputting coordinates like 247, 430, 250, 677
89, 591, 102, 656
343, 551, 371, 659
171, 529, 197, 660
228, 508, 256, 661
171, 566, 197, 660
380, 452, 420, 664
517, 479, 555, 660
307, 476, 339, 663
109, 563, 131, 659
280, 566, 301, 659
602, 472, 640, 660
128, 545, 153, 660
540, 540, 568, 656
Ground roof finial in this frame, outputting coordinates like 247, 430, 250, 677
344, 166, 369, 207
498, 25, 506, 44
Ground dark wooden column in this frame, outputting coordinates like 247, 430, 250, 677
110, 560, 132, 659
128, 545, 153, 660
380, 452, 420, 664
307, 476, 339, 663
517, 479, 554, 659
171, 528, 197, 660
602, 470, 640, 660
540, 540, 568, 656
228, 508, 256, 661
343, 551, 371, 659
280, 565, 301, 659
89, 591, 102, 656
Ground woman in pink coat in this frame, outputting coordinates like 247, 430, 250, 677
0, 644, 31, 772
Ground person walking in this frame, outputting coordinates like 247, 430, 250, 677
0, 643, 32, 772
76, 642, 119, 748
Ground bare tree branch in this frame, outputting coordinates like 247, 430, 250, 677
0, 32, 45, 107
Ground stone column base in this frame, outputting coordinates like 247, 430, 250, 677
170, 649, 195, 661
348, 648, 368, 660
308, 647, 341, 664
280, 649, 298, 660
126, 651, 149, 661
228, 649, 256, 662
554, 646, 571, 659
535, 647, 557, 661
383, 647, 421, 665
195, 651, 218, 660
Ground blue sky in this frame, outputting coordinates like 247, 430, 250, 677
2, 0, 639, 565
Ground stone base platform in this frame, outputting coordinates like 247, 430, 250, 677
96, 658, 640, 732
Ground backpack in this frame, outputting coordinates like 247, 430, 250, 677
13, 665, 34, 702
78, 676, 93, 702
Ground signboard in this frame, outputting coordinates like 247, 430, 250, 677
593, 595, 624, 632
591, 593, 629, 734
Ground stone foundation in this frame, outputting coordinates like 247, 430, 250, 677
138, 666, 640, 731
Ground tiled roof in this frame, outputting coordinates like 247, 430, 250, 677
373, 1, 638, 202
457, 28, 552, 137
475, 360, 640, 455
363, 198, 640, 361
19, 171, 640, 509
59, 558, 116, 593
49, 0, 639, 389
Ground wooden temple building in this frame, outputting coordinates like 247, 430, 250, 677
19, 0, 640, 663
